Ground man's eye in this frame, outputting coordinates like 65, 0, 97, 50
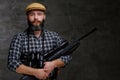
38, 13, 43, 15
28, 12, 34, 16
30, 14, 34, 16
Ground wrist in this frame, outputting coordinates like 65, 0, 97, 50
32, 68, 38, 76
52, 59, 65, 68
52, 60, 57, 68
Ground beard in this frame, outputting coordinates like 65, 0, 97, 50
28, 19, 44, 31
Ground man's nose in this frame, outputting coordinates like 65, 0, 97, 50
34, 14, 38, 19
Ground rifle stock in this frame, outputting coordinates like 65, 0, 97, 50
20, 27, 97, 80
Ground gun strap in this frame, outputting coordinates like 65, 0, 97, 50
41, 25, 45, 56
27, 28, 30, 66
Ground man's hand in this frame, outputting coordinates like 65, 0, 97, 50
33, 69, 49, 80
44, 59, 65, 75
44, 61, 56, 75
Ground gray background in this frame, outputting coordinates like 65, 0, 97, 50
0, 0, 120, 80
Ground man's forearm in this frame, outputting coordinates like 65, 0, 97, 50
16, 64, 37, 76
52, 59, 65, 68
16, 59, 65, 76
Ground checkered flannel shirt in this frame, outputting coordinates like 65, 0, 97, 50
8, 29, 72, 71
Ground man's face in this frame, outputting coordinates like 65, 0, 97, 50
27, 10, 46, 27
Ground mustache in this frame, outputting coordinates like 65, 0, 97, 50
27, 19, 45, 27
31, 20, 41, 23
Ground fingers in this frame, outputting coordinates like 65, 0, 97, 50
45, 71, 49, 77
42, 70, 49, 79
34, 69, 49, 80
44, 61, 55, 74
44, 68, 50, 76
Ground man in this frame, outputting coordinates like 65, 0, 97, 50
8, 2, 72, 80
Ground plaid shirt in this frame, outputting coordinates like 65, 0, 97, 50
8, 29, 72, 71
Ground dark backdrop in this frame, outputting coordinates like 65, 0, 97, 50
0, 0, 120, 80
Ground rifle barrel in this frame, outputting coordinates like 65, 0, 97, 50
78, 27, 97, 41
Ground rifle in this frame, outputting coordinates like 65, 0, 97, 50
20, 27, 97, 80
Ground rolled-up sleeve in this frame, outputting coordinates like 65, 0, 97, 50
7, 34, 22, 72
59, 55, 72, 65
